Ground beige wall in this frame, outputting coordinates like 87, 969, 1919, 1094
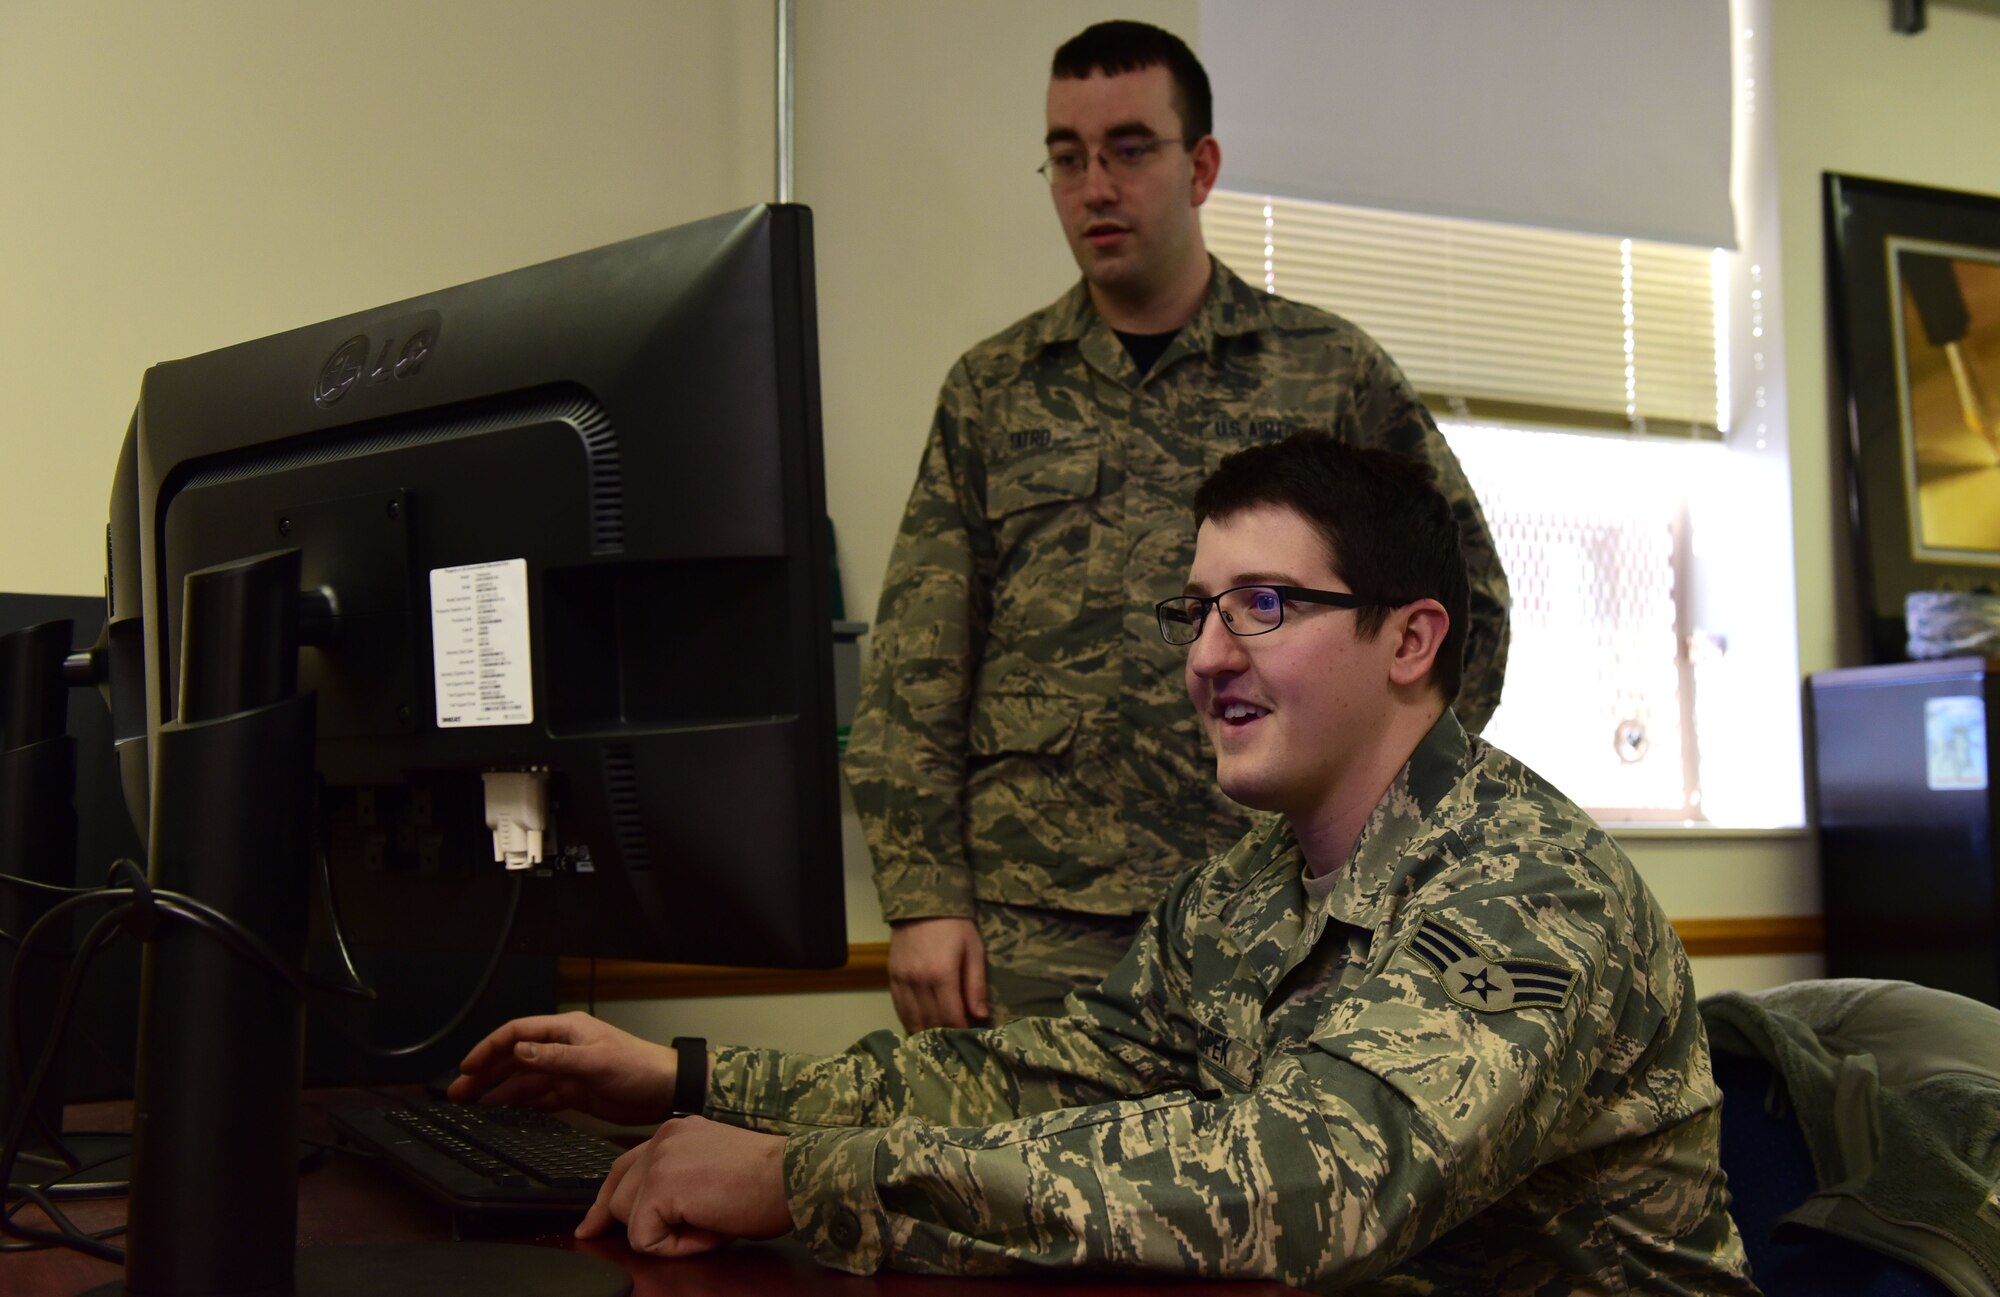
1770, 0, 2000, 672
11, 1, 1996, 1051
798, 0, 1196, 627
1649, 0, 2000, 1004
0, 0, 775, 597
0, 0, 1190, 610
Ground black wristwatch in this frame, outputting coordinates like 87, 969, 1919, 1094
670, 1036, 708, 1116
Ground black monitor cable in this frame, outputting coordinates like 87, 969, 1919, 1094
0, 868, 140, 1176
1, 893, 136, 1261
302, 782, 527, 1058
312, 841, 371, 998
1, 862, 221, 1260
0, 859, 522, 1263
2, 857, 524, 1075
308, 845, 526, 1058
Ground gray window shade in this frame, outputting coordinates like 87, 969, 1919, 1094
1205, 191, 1721, 437
1197, 0, 1734, 250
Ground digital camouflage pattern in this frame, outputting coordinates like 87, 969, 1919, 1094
845, 260, 1510, 938
709, 714, 1757, 1294
974, 900, 1144, 1023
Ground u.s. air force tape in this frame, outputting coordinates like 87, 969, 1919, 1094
1405, 915, 1578, 1013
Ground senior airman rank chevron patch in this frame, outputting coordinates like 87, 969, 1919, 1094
1406, 916, 1578, 1014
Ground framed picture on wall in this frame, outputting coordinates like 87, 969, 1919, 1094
1825, 173, 2000, 663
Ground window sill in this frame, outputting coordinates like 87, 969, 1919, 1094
1595, 823, 1809, 841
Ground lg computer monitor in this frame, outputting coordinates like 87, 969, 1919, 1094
81, 203, 845, 1296
113, 203, 846, 971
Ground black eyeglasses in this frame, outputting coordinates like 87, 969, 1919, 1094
1038, 136, 1193, 188
1154, 584, 1389, 646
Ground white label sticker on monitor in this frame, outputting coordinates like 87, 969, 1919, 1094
1925, 695, 1987, 791
430, 559, 534, 728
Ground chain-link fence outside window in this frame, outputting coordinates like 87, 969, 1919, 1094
1444, 424, 1711, 821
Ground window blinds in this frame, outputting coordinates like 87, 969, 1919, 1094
1204, 191, 1722, 437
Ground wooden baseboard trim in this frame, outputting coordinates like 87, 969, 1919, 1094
559, 914, 1825, 1002
1673, 914, 1823, 958
562, 944, 891, 1002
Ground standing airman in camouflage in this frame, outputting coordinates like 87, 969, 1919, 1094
843, 20, 1511, 1031
453, 435, 1754, 1295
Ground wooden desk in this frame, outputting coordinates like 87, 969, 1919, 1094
12, 1093, 1302, 1296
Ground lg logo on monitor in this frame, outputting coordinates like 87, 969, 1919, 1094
314, 312, 441, 408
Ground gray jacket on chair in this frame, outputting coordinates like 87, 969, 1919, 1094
1701, 978, 2000, 1297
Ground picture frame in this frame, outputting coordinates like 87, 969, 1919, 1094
1825, 173, 2000, 663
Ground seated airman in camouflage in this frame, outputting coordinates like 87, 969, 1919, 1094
452, 434, 1758, 1294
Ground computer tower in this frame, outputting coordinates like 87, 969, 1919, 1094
1807, 657, 2000, 1006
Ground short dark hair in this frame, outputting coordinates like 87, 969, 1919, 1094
1192, 432, 1470, 704
1051, 21, 1212, 141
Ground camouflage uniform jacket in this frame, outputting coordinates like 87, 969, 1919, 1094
845, 260, 1510, 922
708, 714, 1757, 1294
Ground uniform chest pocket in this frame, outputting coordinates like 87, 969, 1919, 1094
1192, 1019, 1258, 1096
982, 441, 1101, 629
985, 440, 1099, 516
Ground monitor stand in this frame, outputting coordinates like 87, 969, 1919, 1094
0, 620, 134, 1203
95, 551, 630, 1296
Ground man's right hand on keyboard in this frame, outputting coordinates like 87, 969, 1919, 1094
449, 1011, 679, 1125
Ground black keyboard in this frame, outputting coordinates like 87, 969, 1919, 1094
332, 1100, 629, 1216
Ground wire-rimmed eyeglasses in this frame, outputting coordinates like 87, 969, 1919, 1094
1038, 136, 1193, 188
1155, 584, 1389, 646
